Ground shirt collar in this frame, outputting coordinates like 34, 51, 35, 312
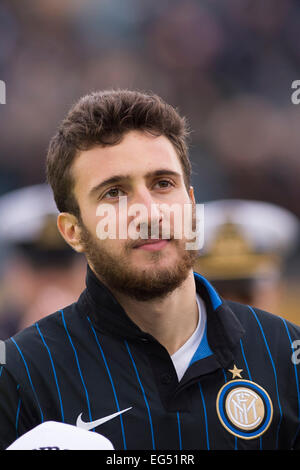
78, 264, 245, 367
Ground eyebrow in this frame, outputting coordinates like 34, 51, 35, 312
88, 169, 181, 198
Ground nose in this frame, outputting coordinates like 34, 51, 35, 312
129, 187, 162, 238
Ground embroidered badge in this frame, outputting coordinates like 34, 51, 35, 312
216, 375, 273, 440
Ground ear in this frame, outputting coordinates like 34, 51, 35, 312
189, 186, 196, 204
57, 213, 85, 253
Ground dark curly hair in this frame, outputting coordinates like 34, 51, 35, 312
46, 89, 191, 217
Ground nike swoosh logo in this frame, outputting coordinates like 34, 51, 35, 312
76, 407, 132, 431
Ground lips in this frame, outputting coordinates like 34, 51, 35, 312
133, 238, 171, 251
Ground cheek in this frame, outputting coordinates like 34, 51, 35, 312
79, 200, 100, 234
161, 202, 195, 238
95, 203, 141, 242
95, 207, 124, 241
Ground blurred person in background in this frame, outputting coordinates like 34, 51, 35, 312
194, 199, 300, 322
0, 184, 86, 339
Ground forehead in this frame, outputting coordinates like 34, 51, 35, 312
72, 131, 183, 192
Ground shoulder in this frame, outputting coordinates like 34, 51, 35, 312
224, 298, 300, 352
226, 298, 300, 331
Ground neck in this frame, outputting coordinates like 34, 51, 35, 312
108, 270, 199, 356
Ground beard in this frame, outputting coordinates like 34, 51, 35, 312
78, 215, 199, 302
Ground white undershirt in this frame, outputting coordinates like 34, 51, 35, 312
171, 294, 206, 381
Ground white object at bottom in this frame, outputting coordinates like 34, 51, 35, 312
6, 421, 114, 450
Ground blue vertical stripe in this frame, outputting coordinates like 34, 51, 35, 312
239, 339, 262, 449
10, 338, 44, 422
125, 340, 156, 450
239, 339, 252, 380
35, 323, 64, 422
87, 316, 128, 449
60, 310, 93, 424
198, 382, 210, 450
177, 412, 182, 450
0, 366, 3, 378
15, 387, 21, 439
248, 306, 283, 449
280, 317, 300, 445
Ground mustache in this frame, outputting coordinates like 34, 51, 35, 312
125, 210, 198, 250
126, 221, 173, 249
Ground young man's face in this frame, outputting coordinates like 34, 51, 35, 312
69, 130, 198, 300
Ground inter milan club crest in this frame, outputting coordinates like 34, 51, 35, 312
216, 365, 273, 440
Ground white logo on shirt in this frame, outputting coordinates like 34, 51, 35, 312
76, 407, 132, 431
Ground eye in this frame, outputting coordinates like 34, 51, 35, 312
153, 179, 174, 189
103, 187, 126, 199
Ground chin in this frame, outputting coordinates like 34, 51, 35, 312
135, 256, 181, 274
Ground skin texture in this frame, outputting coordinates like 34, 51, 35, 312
57, 131, 199, 355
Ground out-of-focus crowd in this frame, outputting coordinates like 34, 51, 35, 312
0, 0, 299, 337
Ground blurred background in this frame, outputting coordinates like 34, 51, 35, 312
0, 0, 299, 337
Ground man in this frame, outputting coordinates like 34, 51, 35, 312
0, 90, 299, 450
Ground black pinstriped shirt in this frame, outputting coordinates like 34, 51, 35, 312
0, 265, 299, 450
